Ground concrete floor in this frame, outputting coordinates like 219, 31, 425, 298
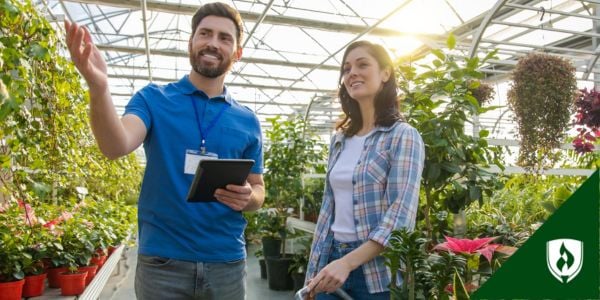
101, 245, 295, 300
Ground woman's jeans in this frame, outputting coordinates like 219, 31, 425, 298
135, 254, 246, 300
316, 240, 390, 300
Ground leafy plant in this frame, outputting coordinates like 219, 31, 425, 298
301, 177, 325, 221
384, 227, 470, 300
288, 235, 312, 275
0, 0, 142, 208
384, 228, 428, 300
0, 203, 27, 282
263, 115, 326, 256
0, 0, 140, 279
399, 34, 504, 239
507, 52, 577, 171
465, 174, 583, 247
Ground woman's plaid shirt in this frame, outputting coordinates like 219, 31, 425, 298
306, 121, 425, 293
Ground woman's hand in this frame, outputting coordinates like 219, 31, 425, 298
306, 258, 352, 298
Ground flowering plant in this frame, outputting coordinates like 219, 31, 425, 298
573, 88, 600, 153
433, 236, 499, 264
433, 236, 516, 296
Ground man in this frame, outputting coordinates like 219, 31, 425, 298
65, 2, 264, 299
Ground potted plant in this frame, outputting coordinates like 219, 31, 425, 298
288, 236, 312, 293
301, 177, 325, 223
262, 115, 326, 291
21, 224, 51, 297
253, 249, 267, 279
256, 208, 284, 259
58, 217, 94, 296
507, 52, 577, 171
0, 202, 26, 300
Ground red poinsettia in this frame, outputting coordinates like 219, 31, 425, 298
433, 236, 500, 263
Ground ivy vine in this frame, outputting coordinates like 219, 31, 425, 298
0, 0, 141, 205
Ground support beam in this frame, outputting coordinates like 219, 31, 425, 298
480, 39, 595, 55
468, 0, 509, 58
491, 20, 600, 39
96, 44, 340, 70
107, 73, 335, 93
279, 0, 414, 96
504, 3, 600, 21
140, 0, 152, 81
63, 0, 435, 38
106, 64, 299, 81
242, 0, 275, 48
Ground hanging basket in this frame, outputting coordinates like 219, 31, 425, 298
507, 52, 577, 171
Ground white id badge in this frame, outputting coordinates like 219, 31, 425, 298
184, 150, 218, 175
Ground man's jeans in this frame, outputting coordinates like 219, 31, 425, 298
316, 240, 390, 300
135, 254, 246, 300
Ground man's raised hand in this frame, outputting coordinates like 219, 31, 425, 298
64, 20, 108, 91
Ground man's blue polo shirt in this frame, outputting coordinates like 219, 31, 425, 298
124, 75, 263, 262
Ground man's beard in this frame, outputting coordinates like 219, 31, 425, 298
190, 48, 235, 78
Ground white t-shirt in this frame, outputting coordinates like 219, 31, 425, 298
329, 133, 370, 242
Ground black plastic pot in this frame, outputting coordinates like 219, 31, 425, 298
261, 236, 282, 258
292, 272, 306, 293
265, 256, 293, 291
259, 258, 267, 279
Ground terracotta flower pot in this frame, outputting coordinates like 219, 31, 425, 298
47, 266, 68, 288
90, 255, 107, 269
78, 265, 98, 286
108, 245, 120, 256
22, 273, 47, 297
0, 279, 25, 300
59, 271, 87, 296
95, 248, 107, 257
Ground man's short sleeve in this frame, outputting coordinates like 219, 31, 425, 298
245, 115, 264, 174
124, 88, 152, 131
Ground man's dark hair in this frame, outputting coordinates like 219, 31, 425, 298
191, 2, 243, 46
337, 40, 402, 136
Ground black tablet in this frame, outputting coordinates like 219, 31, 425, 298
186, 159, 255, 202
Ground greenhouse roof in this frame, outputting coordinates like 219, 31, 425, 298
38, 0, 600, 135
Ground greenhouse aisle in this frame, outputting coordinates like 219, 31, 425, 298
101, 245, 295, 300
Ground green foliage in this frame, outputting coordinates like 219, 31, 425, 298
263, 115, 326, 255
0, 0, 141, 206
0, 0, 139, 280
384, 228, 428, 300
398, 34, 504, 238
0, 204, 27, 281
507, 52, 577, 172
465, 174, 583, 247
264, 115, 326, 209
288, 235, 312, 274
453, 269, 470, 300
59, 217, 95, 272
384, 228, 469, 300
302, 176, 325, 219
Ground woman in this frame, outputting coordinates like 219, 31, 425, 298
304, 41, 425, 299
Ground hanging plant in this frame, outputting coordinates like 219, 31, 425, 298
507, 52, 577, 171
469, 81, 495, 107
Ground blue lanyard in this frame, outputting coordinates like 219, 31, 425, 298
191, 96, 228, 153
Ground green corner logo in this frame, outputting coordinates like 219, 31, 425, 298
547, 239, 583, 284
472, 170, 599, 299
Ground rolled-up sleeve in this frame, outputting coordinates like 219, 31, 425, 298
368, 126, 425, 247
